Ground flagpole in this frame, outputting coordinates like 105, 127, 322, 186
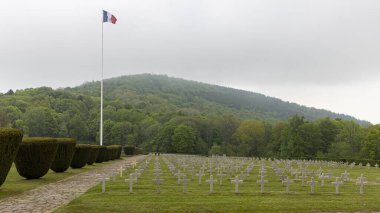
100, 12, 104, 146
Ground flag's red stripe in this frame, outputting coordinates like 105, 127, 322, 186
111, 15, 117, 24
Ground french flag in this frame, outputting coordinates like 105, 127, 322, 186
103, 10, 117, 24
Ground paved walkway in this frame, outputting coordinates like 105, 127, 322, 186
0, 155, 145, 213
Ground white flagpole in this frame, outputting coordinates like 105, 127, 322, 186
100, 12, 104, 146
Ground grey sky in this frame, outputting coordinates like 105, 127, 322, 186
1, 0, 380, 124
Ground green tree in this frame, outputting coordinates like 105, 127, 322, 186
25, 107, 59, 137
171, 124, 196, 153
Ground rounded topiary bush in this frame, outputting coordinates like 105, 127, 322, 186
134, 147, 144, 155
116, 145, 122, 159
87, 145, 101, 165
106, 145, 120, 160
124, 145, 135, 156
70, 144, 91, 169
95, 146, 107, 163
0, 128, 23, 186
14, 137, 58, 179
106, 146, 114, 161
50, 138, 76, 173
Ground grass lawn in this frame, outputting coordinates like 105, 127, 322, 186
0, 159, 123, 200
56, 156, 380, 213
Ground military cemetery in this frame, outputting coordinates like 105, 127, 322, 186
2, 1, 380, 212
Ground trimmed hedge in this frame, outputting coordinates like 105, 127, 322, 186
95, 146, 107, 163
50, 138, 76, 173
87, 145, 101, 165
124, 145, 135, 156
70, 144, 91, 169
106, 145, 122, 160
14, 137, 58, 179
116, 145, 122, 159
0, 128, 23, 186
134, 147, 144, 155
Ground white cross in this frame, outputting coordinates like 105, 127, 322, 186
195, 171, 205, 185
307, 177, 318, 194
182, 175, 190, 193
283, 176, 293, 193
257, 174, 268, 193
101, 176, 110, 193
174, 171, 183, 184
231, 175, 243, 193
153, 176, 164, 193
119, 166, 125, 177
206, 175, 218, 193
319, 173, 327, 186
356, 174, 368, 194
131, 160, 137, 168
217, 173, 226, 186
332, 177, 343, 194
125, 173, 134, 193
341, 170, 350, 181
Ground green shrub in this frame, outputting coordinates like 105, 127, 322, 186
95, 146, 107, 163
106, 146, 115, 160
0, 128, 23, 186
87, 145, 101, 165
116, 145, 122, 159
14, 137, 58, 179
134, 147, 144, 155
50, 138, 76, 173
106, 145, 122, 160
124, 145, 135, 155
70, 144, 91, 168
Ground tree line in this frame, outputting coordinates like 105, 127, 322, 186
0, 75, 378, 161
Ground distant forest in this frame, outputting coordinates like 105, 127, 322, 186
0, 74, 378, 161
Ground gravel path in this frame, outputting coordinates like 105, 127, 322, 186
0, 155, 145, 213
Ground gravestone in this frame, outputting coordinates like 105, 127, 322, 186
195, 171, 205, 185
216, 173, 226, 186
101, 176, 110, 193
125, 173, 135, 193
231, 175, 243, 193
356, 174, 368, 194
332, 177, 343, 194
153, 176, 164, 193
182, 175, 190, 193
206, 175, 218, 193
283, 176, 293, 193
119, 166, 125, 177
257, 174, 268, 193
307, 177, 318, 194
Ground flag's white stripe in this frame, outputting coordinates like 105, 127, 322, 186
107, 12, 112, 22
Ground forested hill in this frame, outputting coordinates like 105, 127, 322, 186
2, 73, 379, 160
70, 74, 369, 125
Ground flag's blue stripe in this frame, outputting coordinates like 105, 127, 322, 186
103, 10, 108, 22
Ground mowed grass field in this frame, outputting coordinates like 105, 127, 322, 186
56, 156, 380, 213
0, 159, 122, 200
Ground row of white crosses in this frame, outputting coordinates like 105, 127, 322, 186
162, 154, 378, 194
124, 156, 152, 193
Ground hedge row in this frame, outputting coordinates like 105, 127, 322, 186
50, 138, 76, 173
70, 144, 92, 169
107, 145, 122, 160
87, 145, 101, 165
0, 128, 23, 186
96, 146, 108, 163
14, 137, 58, 179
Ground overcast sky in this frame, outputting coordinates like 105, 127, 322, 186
1, 0, 380, 124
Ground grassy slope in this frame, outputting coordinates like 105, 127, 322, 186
0, 160, 120, 200
57, 157, 380, 213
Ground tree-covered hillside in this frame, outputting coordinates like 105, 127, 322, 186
71, 74, 369, 125
1, 74, 378, 161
